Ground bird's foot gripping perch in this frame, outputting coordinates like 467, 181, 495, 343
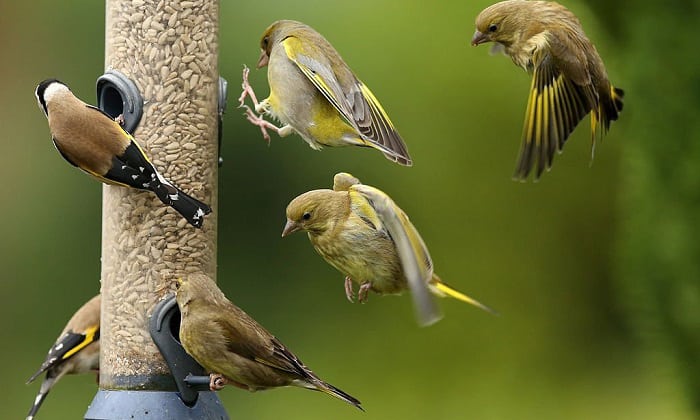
209, 373, 228, 391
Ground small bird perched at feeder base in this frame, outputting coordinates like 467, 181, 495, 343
283, 172, 496, 327
26, 294, 101, 420
239, 19, 412, 166
175, 274, 363, 410
35, 79, 212, 228
471, 0, 624, 180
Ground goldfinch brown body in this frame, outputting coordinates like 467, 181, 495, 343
472, 0, 624, 179
283, 173, 495, 326
35, 79, 212, 227
240, 20, 412, 166
26, 294, 100, 420
175, 274, 362, 410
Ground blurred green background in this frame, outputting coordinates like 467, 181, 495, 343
2, 0, 698, 418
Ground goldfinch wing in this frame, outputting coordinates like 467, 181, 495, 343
350, 184, 442, 326
515, 35, 596, 180
281, 37, 411, 165
27, 325, 99, 384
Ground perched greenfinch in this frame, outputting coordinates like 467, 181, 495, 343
471, 0, 624, 180
175, 274, 362, 410
36, 79, 212, 228
26, 294, 100, 420
239, 20, 412, 166
283, 173, 495, 326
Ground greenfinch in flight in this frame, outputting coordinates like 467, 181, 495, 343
472, 0, 624, 180
283, 173, 495, 326
240, 20, 412, 166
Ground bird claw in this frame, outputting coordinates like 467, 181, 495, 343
114, 114, 125, 126
243, 106, 273, 143
239, 65, 284, 144
358, 282, 372, 303
209, 373, 228, 391
344, 276, 355, 303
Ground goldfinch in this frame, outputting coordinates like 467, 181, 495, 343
35, 79, 212, 227
26, 294, 100, 420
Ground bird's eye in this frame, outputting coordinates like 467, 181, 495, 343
488, 24, 498, 32
262, 36, 269, 48
302, 212, 311, 220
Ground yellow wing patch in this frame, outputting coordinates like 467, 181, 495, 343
281, 37, 355, 128
281, 37, 411, 165
514, 51, 595, 180
358, 82, 396, 131
348, 189, 384, 232
62, 325, 99, 360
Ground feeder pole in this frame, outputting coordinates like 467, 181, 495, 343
85, 0, 226, 417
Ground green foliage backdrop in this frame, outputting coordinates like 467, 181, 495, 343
0, 0, 696, 418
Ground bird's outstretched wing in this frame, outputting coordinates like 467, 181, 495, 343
281, 37, 412, 165
350, 184, 442, 326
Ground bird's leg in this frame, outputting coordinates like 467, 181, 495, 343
239, 65, 296, 142
243, 108, 288, 143
238, 65, 263, 110
344, 276, 355, 303
209, 373, 228, 391
239, 65, 272, 116
358, 282, 372, 303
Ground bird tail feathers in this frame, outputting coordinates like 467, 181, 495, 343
312, 380, 364, 411
597, 85, 625, 133
589, 85, 624, 160
429, 274, 498, 315
151, 177, 212, 228
26, 376, 57, 420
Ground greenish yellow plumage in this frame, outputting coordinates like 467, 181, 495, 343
472, 0, 624, 180
283, 173, 495, 326
240, 20, 412, 165
175, 274, 362, 410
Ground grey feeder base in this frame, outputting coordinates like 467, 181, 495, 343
85, 390, 229, 420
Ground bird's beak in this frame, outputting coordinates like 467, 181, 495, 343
256, 50, 269, 69
471, 30, 488, 46
281, 219, 301, 237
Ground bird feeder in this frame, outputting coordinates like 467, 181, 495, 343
84, 0, 226, 417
